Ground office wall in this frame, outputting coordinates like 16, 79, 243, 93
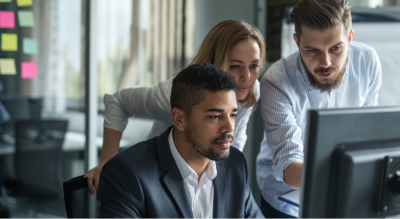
194, 0, 257, 49
384, 0, 400, 5
348, 0, 383, 7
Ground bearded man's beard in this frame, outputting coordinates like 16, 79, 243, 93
185, 124, 232, 161
302, 55, 348, 92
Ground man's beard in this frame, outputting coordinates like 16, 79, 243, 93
185, 125, 233, 161
302, 55, 348, 92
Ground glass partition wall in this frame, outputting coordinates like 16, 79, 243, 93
0, 0, 194, 217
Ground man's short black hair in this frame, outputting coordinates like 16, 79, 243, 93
171, 63, 237, 117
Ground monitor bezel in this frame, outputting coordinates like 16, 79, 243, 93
300, 106, 400, 218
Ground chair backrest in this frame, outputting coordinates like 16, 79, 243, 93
0, 96, 30, 134
63, 175, 99, 218
0, 95, 44, 134
14, 119, 68, 197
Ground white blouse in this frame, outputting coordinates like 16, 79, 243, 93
103, 77, 260, 151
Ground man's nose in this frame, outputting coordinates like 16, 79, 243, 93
319, 52, 332, 68
221, 115, 235, 134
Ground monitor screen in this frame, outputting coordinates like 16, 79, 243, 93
300, 106, 400, 218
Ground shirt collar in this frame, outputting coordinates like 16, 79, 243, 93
168, 128, 217, 180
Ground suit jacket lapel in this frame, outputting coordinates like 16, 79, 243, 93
158, 127, 193, 218
163, 171, 193, 218
213, 162, 226, 218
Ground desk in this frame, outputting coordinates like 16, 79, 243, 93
0, 132, 135, 155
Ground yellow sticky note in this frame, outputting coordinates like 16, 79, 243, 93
1, 33, 18, 51
17, 0, 32, 7
0, 58, 16, 75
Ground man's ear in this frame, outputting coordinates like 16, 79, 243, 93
171, 108, 186, 131
293, 33, 300, 47
348, 29, 354, 43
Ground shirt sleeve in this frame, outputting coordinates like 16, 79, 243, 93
103, 78, 173, 132
363, 48, 382, 107
260, 77, 304, 183
232, 80, 260, 152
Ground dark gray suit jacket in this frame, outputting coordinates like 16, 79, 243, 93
97, 126, 264, 218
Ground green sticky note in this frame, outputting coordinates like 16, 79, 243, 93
0, 0, 12, 3
0, 58, 16, 75
23, 37, 37, 54
17, 0, 32, 7
1, 33, 18, 51
18, 10, 34, 27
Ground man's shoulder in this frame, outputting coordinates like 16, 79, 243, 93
262, 51, 300, 85
112, 137, 159, 166
349, 41, 378, 59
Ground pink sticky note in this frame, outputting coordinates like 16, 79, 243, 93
0, 11, 15, 28
21, 62, 37, 79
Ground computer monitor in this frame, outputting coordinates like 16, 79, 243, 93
300, 106, 400, 218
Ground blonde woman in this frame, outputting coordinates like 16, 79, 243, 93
85, 20, 266, 194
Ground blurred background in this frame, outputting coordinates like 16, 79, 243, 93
0, 0, 399, 217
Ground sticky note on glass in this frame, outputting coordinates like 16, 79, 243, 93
0, 0, 12, 3
17, 0, 32, 7
17, 10, 34, 27
0, 58, 16, 75
0, 11, 15, 28
21, 62, 36, 79
23, 38, 37, 54
1, 33, 18, 51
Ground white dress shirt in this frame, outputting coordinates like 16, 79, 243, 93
103, 77, 260, 151
256, 41, 382, 217
168, 128, 217, 218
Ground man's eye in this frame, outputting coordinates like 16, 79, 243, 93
308, 49, 317, 53
231, 114, 237, 118
209, 115, 219, 119
331, 46, 341, 51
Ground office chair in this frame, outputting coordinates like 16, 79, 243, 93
63, 175, 99, 218
0, 95, 44, 135
13, 119, 68, 216
14, 120, 68, 218
28, 97, 43, 119
0, 96, 30, 135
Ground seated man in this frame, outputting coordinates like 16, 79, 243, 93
97, 63, 263, 218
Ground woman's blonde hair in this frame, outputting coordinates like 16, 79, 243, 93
188, 20, 266, 109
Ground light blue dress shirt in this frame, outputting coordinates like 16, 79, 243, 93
256, 41, 382, 217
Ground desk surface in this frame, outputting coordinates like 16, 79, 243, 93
0, 132, 134, 155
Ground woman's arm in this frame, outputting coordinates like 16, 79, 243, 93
84, 128, 122, 194
103, 78, 173, 132
85, 78, 174, 193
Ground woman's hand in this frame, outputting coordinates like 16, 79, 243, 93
84, 162, 106, 194
84, 128, 122, 194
